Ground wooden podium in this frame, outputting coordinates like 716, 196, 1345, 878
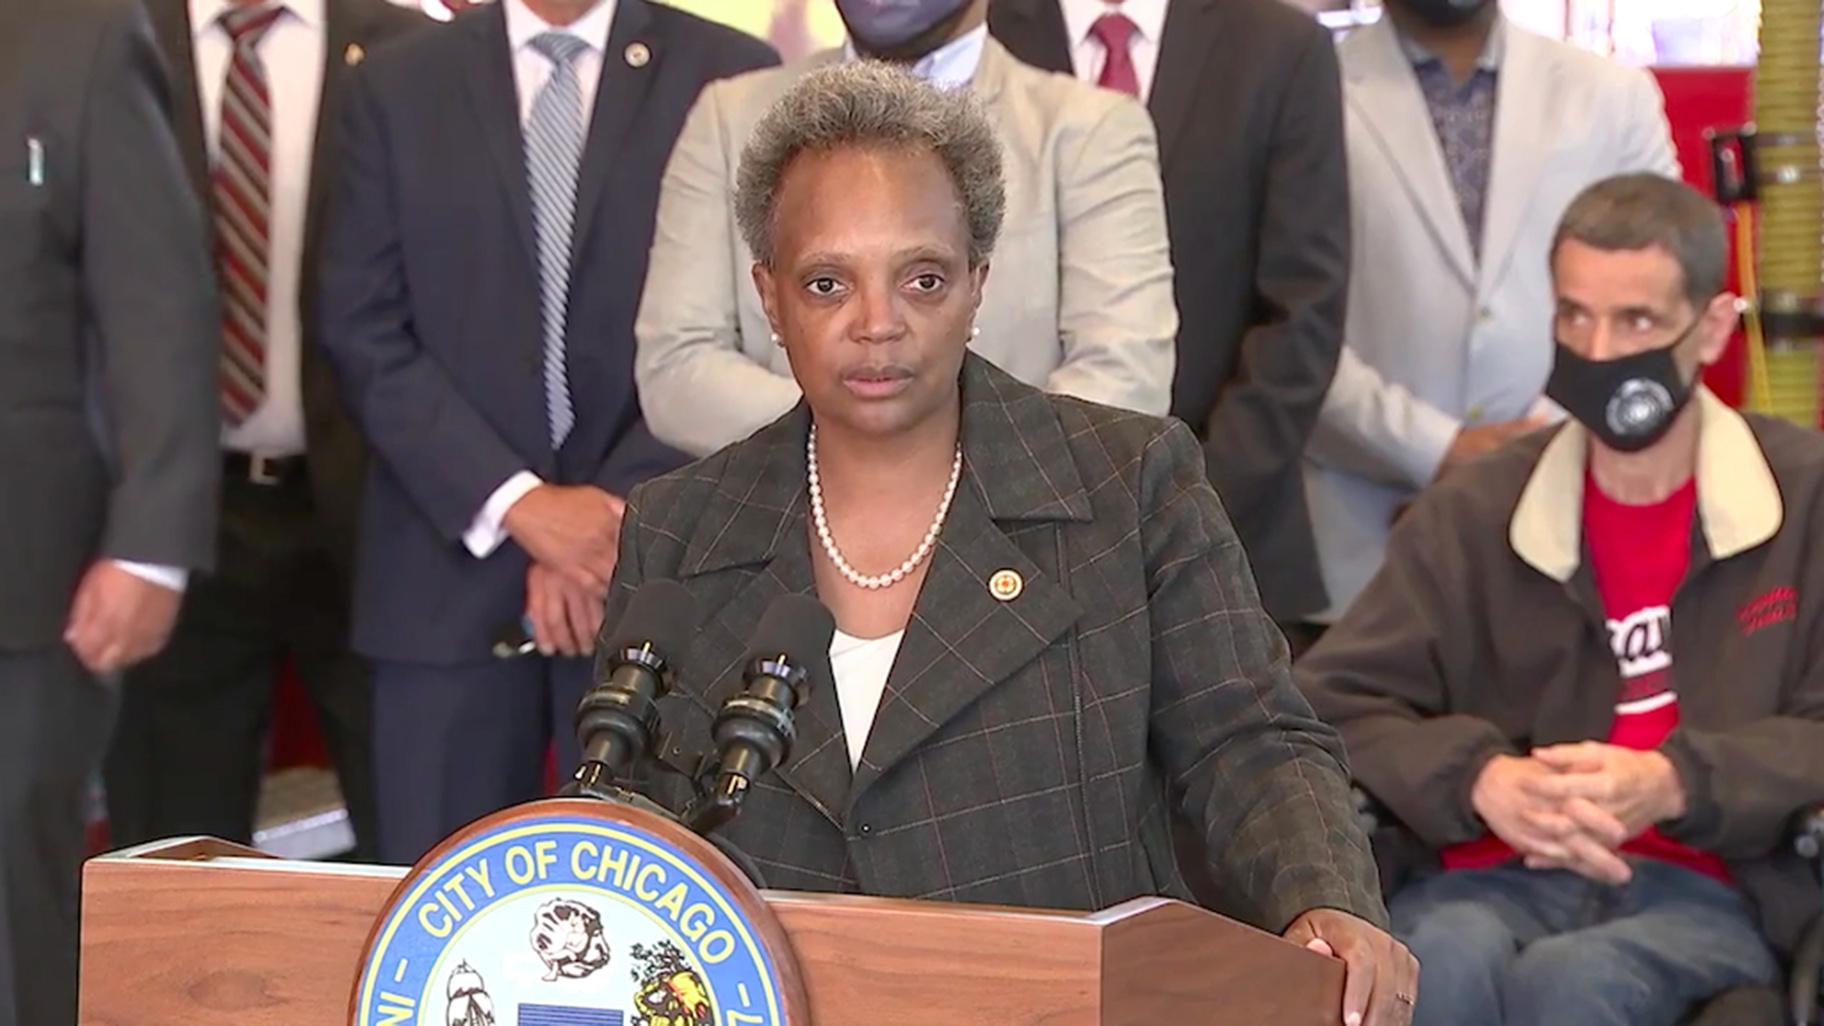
79, 815, 1345, 1025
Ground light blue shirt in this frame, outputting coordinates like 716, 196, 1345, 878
843, 24, 988, 91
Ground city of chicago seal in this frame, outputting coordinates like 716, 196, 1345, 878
354, 807, 788, 1026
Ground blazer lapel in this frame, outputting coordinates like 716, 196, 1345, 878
301, 0, 365, 292
150, 0, 212, 205
1475, 27, 1557, 303
1146, 0, 1223, 174
567, 0, 657, 269
460, 5, 538, 268
846, 359, 1090, 808
1344, 19, 1475, 287
671, 409, 853, 828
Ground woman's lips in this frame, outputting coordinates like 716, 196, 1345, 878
841, 366, 913, 399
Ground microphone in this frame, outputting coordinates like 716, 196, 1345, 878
568, 580, 698, 797
688, 593, 835, 834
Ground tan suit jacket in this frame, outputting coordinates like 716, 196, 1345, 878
634, 37, 1178, 457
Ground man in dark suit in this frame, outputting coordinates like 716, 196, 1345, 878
319, 0, 778, 864
989, 0, 1348, 630
0, 1, 219, 1021
105, 0, 427, 865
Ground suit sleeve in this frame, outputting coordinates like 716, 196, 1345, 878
1305, 344, 1462, 490
1142, 422, 1384, 932
84, 0, 221, 571
1198, 24, 1347, 528
634, 80, 802, 459
1295, 493, 1516, 847
1046, 96, 1177, 417
316, 65, 529, 542
1615, 67, 1680, 179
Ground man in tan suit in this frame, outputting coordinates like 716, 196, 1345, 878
633, 0, 1177, 457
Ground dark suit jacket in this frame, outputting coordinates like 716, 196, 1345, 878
319, 1, 778, 664
606, 355, 1382, 931
147, 0, 426, 579
990, 0, 1349, 622
0, 0, 219, 650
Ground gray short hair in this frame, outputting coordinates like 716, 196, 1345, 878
735, 61, 1006, 268
1552, 173, 1728, 308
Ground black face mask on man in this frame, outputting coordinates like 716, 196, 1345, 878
1390, 0, 1495, 29
835, 0, 972, 54
1545, 320, 1701, 453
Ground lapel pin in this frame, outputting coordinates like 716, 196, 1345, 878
344, 43, 365, 66
989, 569, 1023, 603
624, 41, 651, 68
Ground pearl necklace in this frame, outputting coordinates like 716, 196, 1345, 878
807, 423, 962, 590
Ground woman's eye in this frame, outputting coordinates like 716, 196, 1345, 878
910, 274, 944, 293
807, 278, 841, 297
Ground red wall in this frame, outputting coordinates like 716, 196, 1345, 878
1653, 66, 1755, 407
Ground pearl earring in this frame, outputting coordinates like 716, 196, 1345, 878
970, 325, 981, 340
770, 331, 782, 346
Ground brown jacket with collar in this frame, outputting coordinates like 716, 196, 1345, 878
1297, 389, 1824, 954
602, 354, 1383, 932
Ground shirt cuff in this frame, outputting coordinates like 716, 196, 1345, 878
1399, 403, 1464, 489
464, 471, 542, 559
111, 560, 188, 593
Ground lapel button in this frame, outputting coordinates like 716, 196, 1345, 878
989, 569, 1023, 602
624, 42, 651, 68
344, 43, 365, 66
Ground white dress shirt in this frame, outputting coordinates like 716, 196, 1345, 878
1059, 0, 1169, 103
464, 0, 618, 559
843, 24, 988, 91
191, 0, 325, 459
117, 0, 328, 595
830, 628, 905, 770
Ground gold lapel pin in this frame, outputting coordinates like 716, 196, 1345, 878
625, 42, 651, 68
989, 569, 1024, 603
344, 43, 365, 66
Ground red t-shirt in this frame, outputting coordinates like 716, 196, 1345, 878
1442, 473, 1730, 883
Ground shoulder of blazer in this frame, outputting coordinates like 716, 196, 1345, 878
989, 42, 1140, 138
640, 0, 780, 70
345, 0, 432, 41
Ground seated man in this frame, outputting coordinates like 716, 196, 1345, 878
1298, 173, 1824, 1026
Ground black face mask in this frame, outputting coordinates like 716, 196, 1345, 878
1545, 323, 1699, 454
1391, 0, 1495, 29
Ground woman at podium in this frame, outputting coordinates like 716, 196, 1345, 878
604, 60, 1418, 1026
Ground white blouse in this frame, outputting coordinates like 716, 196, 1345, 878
829, 628, 906, 770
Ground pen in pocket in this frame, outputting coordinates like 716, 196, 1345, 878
27, 137, 44, 187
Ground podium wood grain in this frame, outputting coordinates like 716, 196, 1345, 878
80, 840, 1346, 1025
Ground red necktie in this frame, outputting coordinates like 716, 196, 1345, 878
1091, 11, 1141, 98
214, 4, 284, 426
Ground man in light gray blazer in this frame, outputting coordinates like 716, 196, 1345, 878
0, 0, 219, 1021
1300, 0, 1677, 626
633, 0, 1177, 457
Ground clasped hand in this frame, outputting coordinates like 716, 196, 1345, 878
1470, 744, 1687, 885
504, 485, 624, 658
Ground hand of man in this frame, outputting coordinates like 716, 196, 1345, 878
1527, 742, 1687, 839
63, 562, 184, 674
1437, 416, 1552, 479
525, 562, 607, 659
1472, 754, 1633, 884
1284, 909, 1419, 1026
503, 485, 625, 590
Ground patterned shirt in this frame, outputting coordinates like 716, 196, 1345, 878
1398, 21, 1504, 259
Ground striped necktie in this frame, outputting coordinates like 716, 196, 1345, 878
525, 31, 590, 451
214, 3, 285, 426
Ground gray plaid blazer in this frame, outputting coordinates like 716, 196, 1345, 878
606, 355, 1383, 932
